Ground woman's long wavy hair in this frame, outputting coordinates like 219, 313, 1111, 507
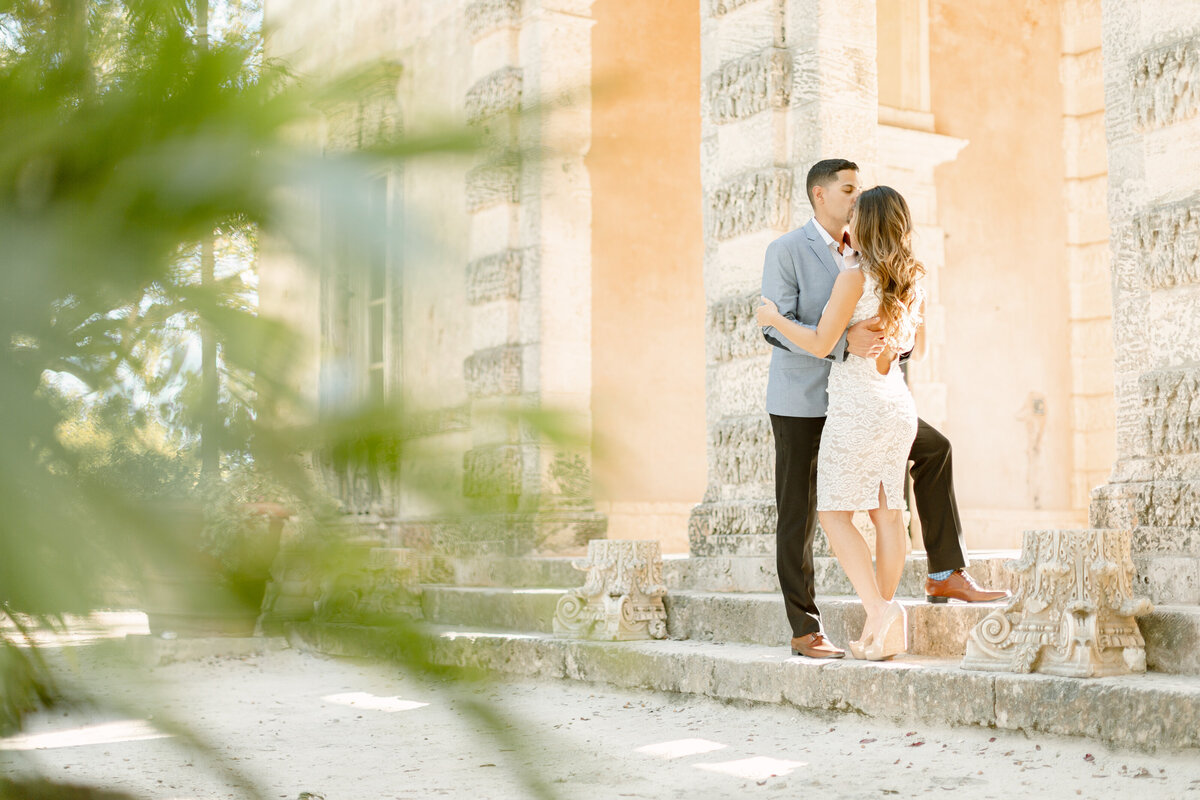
852, 185, 924, 347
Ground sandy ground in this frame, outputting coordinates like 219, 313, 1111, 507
2, 614, 1200, 800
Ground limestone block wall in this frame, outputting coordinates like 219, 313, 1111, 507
262, 0, 605, 548
1091, 0, 1200, 604
688, 0, 879, 557
263, 0, 475, 520
872, 124, 965, 549
459, 0, 606, 549
587, 0, 705, 553
927, 0, 1083, 549
1060, 0, 1116, 516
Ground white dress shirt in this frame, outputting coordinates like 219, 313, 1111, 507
811, 218, 858, 270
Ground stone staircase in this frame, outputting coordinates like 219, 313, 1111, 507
287, 550, 1200, 752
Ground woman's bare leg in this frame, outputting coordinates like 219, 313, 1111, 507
869, 483, 907, 603
819, 509, 888, 632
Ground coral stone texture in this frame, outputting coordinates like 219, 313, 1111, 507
1090, 0, 1200, 606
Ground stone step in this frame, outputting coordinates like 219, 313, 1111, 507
418, 585, 1200, 675
286, 621, 1200, 753
427, 551, 1021, 595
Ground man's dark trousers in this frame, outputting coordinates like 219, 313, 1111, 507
771, 414, 969, 638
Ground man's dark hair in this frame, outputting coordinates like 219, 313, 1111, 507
806, 159, 859, 206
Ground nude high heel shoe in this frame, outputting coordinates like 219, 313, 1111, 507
847, 637, 866, 660
862, 601, 907, 661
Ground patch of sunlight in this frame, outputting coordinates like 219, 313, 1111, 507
636, 738, 728, 759
322, 692, 429, 712
0, 720, 168, 751
694, 756, 807, 780
2, 611, 149, 649
510, 588, 567, 595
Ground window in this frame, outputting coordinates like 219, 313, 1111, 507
319, 172, 401, 514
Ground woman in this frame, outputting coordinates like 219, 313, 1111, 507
755, 185, 925, 660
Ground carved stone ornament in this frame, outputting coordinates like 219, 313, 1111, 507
962, 529, 1153, 678
553, 540, 668, 641
314, 546, 423, 622
1132, 37, 1200, 131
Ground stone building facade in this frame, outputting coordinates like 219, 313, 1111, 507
259, 0, 1199, 600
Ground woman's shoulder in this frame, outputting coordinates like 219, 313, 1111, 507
837, 266, 866, 286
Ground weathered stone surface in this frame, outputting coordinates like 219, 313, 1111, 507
711, 414, 773, 486
427, 552, 1020, 596
463, 344, 522, 397
462, 444, 524, 498
466, 249, 523, 305
708, 168, 792, 241
1132, 554, 1200, 605
1141, 367, 1200, 455
1141, 604, 1200, 675
424, 585, 558, 632
289, 627, 1200, 751
1132, 37, 1200, 131
553, 540, 668, 641
315, 546, 423, 622
708, 0, 759, 16
708, 291, 770, 361
688, 500, 776, 555
465, 161, 520, 211
993, 671, 1200, 750
404, 405, 471, 439
464, 0, 520, 40
419, 584, 1200, 675
1092, 480, 1200, 535
707, 47, 791, 124
963, 530, 1152, 678
464, 66, 523, 125
1133, 195, 1200, 289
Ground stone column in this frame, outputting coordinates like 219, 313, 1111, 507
460, 0, 605, 553
1089, 1, 1200, 605
688, 0, 879, 557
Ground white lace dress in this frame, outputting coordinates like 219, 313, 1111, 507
816, 270, 921, 511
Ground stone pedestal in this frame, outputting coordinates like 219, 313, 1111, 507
314, 545, 423, 622
553, 540, 668, 640
962, 529, 1152, 678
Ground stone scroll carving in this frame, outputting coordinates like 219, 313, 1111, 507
464, 344, 522, 398
553, 540, 668, 641
465, 67, 523, 125
1133, 196, 1200, 290
709, 0, 759, 16
711, 415, 774, 486
1132, 37, 1200, 131
466, 161, 520, 211
1141, 367, 1200, 456
709, 168, 792, 241
708, 291, 770, 362
467, 249, 524, 305
962, 529, 1153, 678
708, 47, 792, 124
465, 0, 520, 40
315, 547, 423, 622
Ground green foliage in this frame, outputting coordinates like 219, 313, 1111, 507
0, 1, 570, 798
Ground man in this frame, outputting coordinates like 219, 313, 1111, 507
762, 158, 1007, 659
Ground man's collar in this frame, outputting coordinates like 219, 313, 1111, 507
810, 217, 847, 253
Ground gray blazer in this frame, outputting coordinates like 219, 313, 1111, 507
761, 218, 850, 417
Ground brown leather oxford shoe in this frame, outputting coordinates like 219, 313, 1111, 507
925, 569, 1010, 603
790, 631, 845, 658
